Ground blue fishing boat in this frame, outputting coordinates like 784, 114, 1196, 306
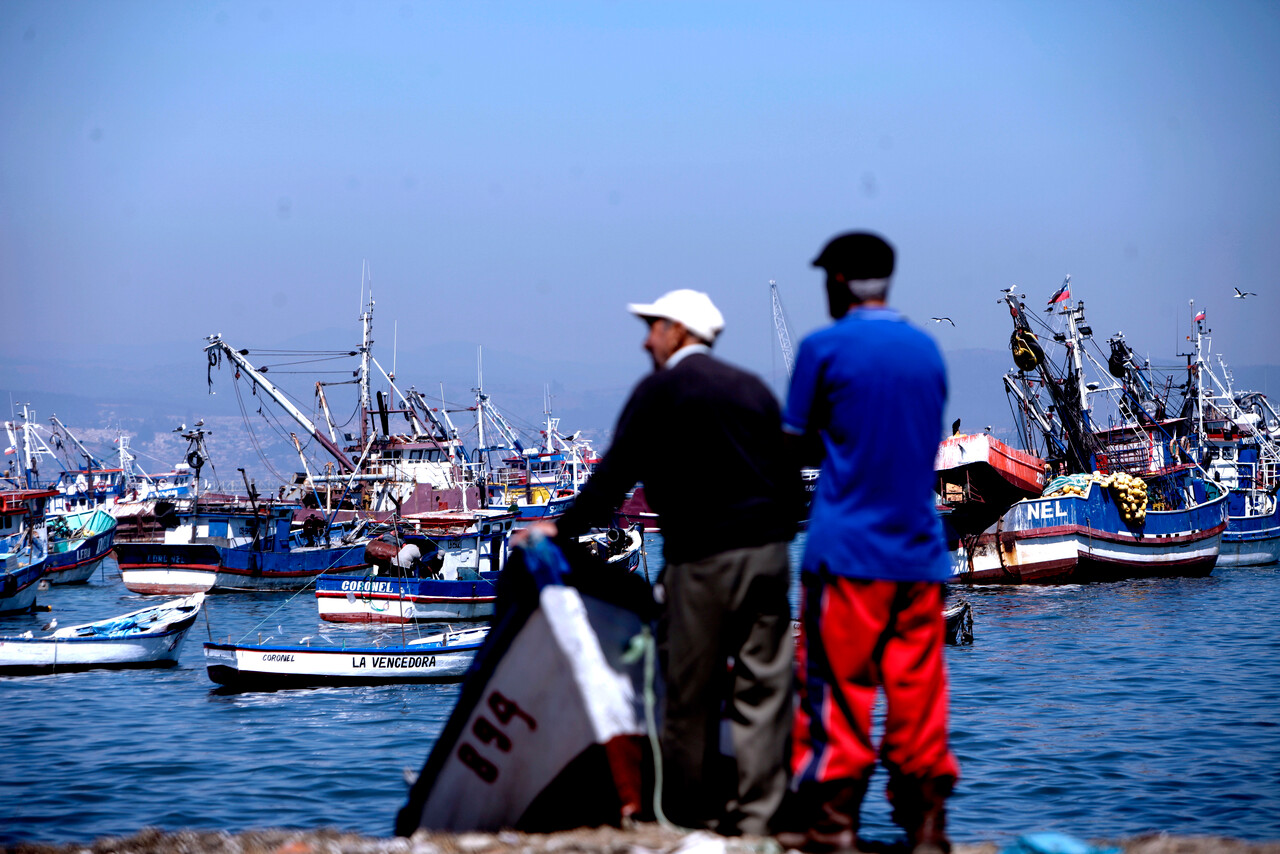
316, 523, 642, 624
0, 487, 58, 616
44, 507, 118, 584
940, 286, 1228, 583
115, 499, 373, 594
114, 428, 374, 594
1177, 303, 1280, 567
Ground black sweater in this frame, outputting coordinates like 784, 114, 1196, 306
555, 352, 802, 564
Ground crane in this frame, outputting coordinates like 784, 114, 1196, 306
770, 280, 795, 377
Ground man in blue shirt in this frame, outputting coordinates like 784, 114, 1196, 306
779, 233, 959, 854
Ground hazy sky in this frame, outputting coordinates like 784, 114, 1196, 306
4, 1, 1279, 437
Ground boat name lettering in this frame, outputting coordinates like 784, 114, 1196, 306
351, 655, 437, 668
340, 580, 396, 593
262, 654, 295, 662
1026, 500, 1068, 521
454, 692, 539, 785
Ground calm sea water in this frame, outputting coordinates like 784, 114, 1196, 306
3, 535, 1278, 845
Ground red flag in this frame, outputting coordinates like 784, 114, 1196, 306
1194, 311, 1206, 322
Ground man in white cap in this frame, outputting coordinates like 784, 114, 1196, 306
527, 289, 802, 836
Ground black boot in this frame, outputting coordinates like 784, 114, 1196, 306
775, 778, 867, 853
888, 776, 953, 854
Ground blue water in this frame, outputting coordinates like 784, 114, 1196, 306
3, 534, 1279, 845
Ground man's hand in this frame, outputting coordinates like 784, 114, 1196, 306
510, 521, 558, 548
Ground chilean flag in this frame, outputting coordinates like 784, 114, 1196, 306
1194, 310, 1206, 322
1047, 276, 1071, 306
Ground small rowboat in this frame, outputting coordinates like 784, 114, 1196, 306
203, 624, 489, 691
0, 593, 205, 674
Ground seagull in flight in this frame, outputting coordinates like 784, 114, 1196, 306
1233, 287, 1257, 299
931, 317, 956, 327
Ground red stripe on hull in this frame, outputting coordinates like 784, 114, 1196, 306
117, 563, 220, 572
973, 522, 1226, 548
215, 564, 366, 578
315, 593, 496, 604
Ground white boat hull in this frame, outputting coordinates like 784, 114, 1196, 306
120, 567, 217, 595
318, 588, 494, 624
0, 593, 204, 674
204, 627, 488, 690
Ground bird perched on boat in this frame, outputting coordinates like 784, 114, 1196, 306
1234, 287, 1257, 299
952, 418, 962, 436
41, 618, 57, 632
930, 317, 955, 327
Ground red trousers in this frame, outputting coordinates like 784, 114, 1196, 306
791, 573, 960, 787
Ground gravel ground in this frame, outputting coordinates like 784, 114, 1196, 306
4, 826, 1279, 854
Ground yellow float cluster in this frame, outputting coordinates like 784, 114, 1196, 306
1042, 471, 1149, 525
1094, 471, 1148, 525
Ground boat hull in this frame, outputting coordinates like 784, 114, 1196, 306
44, 509, 118, 584
949, 485, 1227, 584
116, 542, 371, 594
204, 630, 486, 690
116, 543, 222, 594
0, 594, 202, 674
1218, 512, 1280, 567
0, 559, 45, 616
0, 624, 194, 673
316, 574, 498, 624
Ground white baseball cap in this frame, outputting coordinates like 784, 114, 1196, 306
627, 289, 725, 343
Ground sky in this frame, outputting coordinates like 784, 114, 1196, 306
3, 0, 1279, 459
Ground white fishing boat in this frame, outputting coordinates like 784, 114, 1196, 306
0, 593, 205, 674
203, 624, 489, 690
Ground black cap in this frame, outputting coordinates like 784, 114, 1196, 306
812, 232, 895, 279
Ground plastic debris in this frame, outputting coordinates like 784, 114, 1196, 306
1000, 831, 1122, 854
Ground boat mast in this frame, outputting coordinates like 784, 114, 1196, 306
358, 279, 374, 450
474, 347, 487, 459
203, 335, 357, 474
49, 414, 102, 471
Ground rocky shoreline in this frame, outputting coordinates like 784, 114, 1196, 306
3, 826, 1279, 854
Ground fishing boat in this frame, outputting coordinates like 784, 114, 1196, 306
203, 624, 489, 690
0, 487, 57, 616
316, 523, 643, 624
1176, 302, 1280, 566
0, 593, 204, 674
115, 498, 374, 594
941, 285, 1227, 584
44, 507, 118, 584
114, 428, 375, 594
475, 387, 598, 526
203, 288, 483, 517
